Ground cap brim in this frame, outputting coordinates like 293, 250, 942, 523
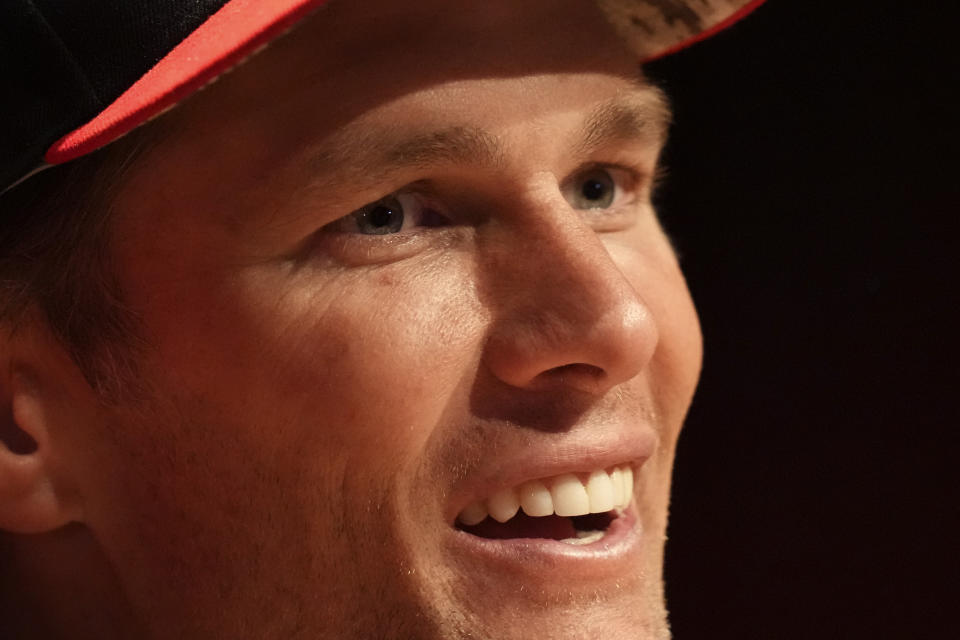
44, 0, 326, 165
599, 0, 767, 63
42, 0, 765, 168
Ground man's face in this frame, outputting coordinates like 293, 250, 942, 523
61, 1, 701, 637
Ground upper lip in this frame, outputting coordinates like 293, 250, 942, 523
444, 424, 658, 524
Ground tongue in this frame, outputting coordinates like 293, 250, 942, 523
461, 513, 578, 540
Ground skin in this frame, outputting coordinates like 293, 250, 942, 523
0, 0, 702, 638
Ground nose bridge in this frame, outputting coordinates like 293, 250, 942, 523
516, 219, 635, 330
479, 202, 658, 394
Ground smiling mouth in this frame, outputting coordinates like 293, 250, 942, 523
455, 465, 633, 545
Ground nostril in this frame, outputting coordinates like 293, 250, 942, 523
550, 363, 603, 377
535, 363, 606, 392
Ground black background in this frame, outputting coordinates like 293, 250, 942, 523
647, 2, 958, 638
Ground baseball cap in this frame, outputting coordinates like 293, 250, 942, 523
0, 0, 765, 193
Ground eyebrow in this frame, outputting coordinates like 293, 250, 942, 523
574, 87, 672, 156
384, 126, 505, 170
304, 125, 504, 193
300, 86, 671, 196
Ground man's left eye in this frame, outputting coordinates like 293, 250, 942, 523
563, 167, 621, 210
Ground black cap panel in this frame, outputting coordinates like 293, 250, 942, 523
0, 0, 228, 191
33, 0, 230, 103
1, 1, 97, 190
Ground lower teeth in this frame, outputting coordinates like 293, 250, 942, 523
559, 529, 605, 545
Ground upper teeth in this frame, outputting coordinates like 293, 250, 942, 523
457, 465, 634, 525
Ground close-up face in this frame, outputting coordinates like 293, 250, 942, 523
22, 0, 703, 637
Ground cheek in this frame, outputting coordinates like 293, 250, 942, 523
606, 229, 701, 542
85, 256, 485, 631
608, 229, 703, 417
138, 254, 486, 474
269, 265, 485, 456
647, 264, 703, 425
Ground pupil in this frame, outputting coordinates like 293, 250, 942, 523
369, 205, 395, 227
582, 180, 607, 200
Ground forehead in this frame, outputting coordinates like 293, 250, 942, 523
119, 0, 666, 232
288, 80, 669, 202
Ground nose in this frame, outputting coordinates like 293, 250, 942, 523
480, 203, 659, 396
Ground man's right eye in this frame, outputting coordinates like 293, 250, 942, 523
352, 196, 407, 235
329, 192, 448, 236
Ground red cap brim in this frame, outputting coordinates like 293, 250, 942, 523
43, 0, 765, 166
45, 0, 326, 164
640, 0, 767, 63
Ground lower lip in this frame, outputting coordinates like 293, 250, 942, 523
445, 507, 643, 581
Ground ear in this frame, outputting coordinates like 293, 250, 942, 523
0, 322, 84, 533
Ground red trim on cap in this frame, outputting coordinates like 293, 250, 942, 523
45, 0, 326, 164
45, 0, 765, 165
640, 0, 767, 64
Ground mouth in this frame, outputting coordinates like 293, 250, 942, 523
455, 465, 633, 546
443, 430, 657, 585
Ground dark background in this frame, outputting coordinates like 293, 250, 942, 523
647, 2, 958, 638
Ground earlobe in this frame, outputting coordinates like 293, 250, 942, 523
0, 345, 84, 534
